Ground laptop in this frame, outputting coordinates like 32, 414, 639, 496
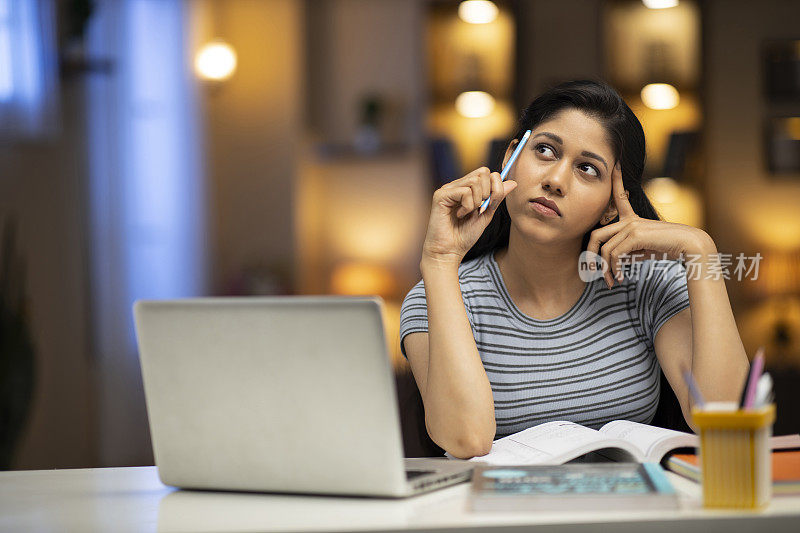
133, 296, 473, 498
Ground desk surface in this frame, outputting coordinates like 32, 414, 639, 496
1, 466, 799, 532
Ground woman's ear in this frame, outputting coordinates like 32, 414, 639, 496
600, 201, 619, 225
502, 139, 519, 168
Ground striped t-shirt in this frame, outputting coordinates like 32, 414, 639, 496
399, 250, 691, 438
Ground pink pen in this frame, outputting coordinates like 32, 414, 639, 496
742, 347, 765, 409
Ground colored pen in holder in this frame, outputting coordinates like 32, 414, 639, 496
692, 403, 776, 509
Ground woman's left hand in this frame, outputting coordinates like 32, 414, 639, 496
586, 162, 714, 288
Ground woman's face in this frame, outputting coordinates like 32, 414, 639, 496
503, 108, 617, 244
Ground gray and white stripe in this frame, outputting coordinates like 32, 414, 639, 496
400, 251, 690, 437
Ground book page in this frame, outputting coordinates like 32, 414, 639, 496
470, 421, 640, 465
599, 420, 697, 461
771, 434, 800, 450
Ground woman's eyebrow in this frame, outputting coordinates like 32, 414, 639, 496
581, 151, 608, 171
532, 132, 563, 144
533, 131, 609, 170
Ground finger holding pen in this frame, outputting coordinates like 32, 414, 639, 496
423, 168, 517, 263
454, 169, 508, 218
423, 130, 531, 263
478, 129, 532, 214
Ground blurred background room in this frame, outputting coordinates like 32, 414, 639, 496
1, 0, 799, 470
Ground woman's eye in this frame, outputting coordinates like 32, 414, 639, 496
579, 163, 599, 178
535, 144, 555, 158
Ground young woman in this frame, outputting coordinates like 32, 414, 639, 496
399, 80, 750, 459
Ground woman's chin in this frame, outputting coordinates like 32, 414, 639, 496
512, 218, 590, 247
513, 223, 565, 243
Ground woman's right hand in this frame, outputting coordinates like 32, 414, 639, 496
422, 167, 518, 265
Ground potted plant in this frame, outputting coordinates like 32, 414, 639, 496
0, 219, 36, 470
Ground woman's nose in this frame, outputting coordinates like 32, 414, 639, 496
541, 161, 570, 195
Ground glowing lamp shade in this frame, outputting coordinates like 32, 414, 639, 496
455, 91, 495, 118
640, 83, 680, 110
458, 1, 499, 24
194, 41, 237, 81
642, 0, 679, 8
330, 262, 397, 298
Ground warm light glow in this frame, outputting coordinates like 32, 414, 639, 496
331, 218, 410, 262
642, 0, 679, 8
381, 300, 405, 369
785, 117, 800, 141
640, 83, 680, 110
757, 252, 800, 298
738, 297, 800, 367
330, 262, 397, 299
458, 1, 499, 24
455, 91, 495, 118
629, 94, 701, 172
429, 99, 516, 172
194, 41, 237, 81
643, 177, 703, 228
741, 206, 800, 252
645, 176, 679, 203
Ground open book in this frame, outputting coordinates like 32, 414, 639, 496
456, 420, 699, 465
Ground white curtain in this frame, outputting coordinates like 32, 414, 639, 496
0, 0, 58, 138
86, 0, 208, 466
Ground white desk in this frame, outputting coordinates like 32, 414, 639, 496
1, 466, 799, 532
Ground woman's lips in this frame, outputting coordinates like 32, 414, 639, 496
529, 199, 561, 217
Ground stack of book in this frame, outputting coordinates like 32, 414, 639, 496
459, 418, 800, 511
667, 447, 800, 496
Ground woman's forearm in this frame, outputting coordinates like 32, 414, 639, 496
684, 235, 750, 404
420, 257, 496, 457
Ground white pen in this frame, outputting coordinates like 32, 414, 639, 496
478, 129, 532, 214
683, 368, 705, 409
752, 372, 773, 409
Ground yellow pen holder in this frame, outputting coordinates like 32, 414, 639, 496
692, 404, 775, 509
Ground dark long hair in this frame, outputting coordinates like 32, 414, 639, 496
463, 79, 661, 262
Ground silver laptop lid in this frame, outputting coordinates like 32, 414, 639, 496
133, 296, 409, 496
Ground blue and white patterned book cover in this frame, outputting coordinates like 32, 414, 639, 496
470, 462, 678, 512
